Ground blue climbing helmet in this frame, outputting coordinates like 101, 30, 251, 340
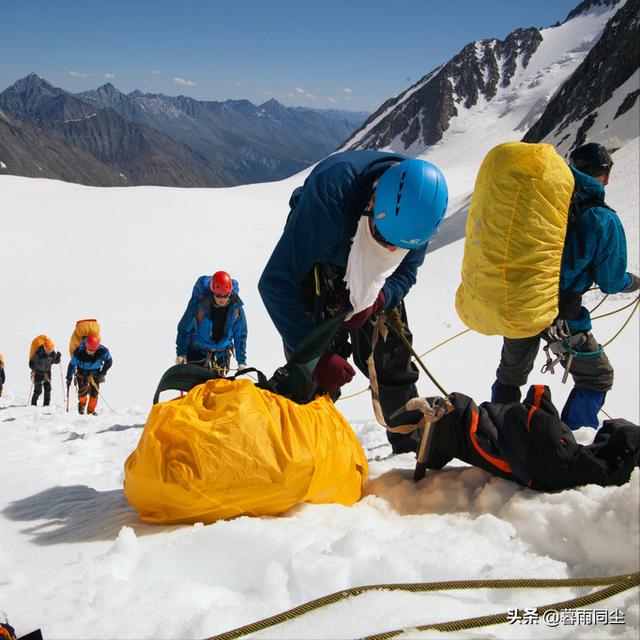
372, 159, 448, 249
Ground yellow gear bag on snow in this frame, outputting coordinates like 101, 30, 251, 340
29, 335, 52, 361
455, 142, 574, 338
124, 378, 368, 524
69, 318, 101, 355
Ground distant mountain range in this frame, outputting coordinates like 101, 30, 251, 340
0, 75, 368, 187
2, 0, 636, 190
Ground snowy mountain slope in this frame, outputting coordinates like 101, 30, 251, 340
525, 0, 639, 155
0, 140, 638, 639
343, 0, 623, 199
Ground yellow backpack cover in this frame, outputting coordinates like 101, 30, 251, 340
455, 142, 574, 338
124, 378, 368, 524
29, 335, 52, 361
69, 319, 101, 355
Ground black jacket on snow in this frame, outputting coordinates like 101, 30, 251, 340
29, 346, 61, 373
424, 385, 639, 491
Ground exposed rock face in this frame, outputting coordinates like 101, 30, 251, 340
524, 0, 639, 150
343, 28, 543, 151
0, 108, 124, 186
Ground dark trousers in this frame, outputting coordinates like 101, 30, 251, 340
348, 303, 424, 452
31, 370, 52, 406
496, 331, 614, 392
289, 303, 423, 453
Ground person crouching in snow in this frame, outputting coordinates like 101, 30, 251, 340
66, 335, 112, 415
175, 270, 248, 375
29, 339, 61, 406
259, 151, 448, 454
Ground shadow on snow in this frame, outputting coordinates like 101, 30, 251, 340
2, 485, 175, 545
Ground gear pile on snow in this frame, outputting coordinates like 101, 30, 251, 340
124, 377, 368, 524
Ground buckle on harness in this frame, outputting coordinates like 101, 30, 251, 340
541, 320, 572, 382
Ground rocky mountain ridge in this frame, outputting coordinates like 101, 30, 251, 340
342, 0, 635, 158
0, 74, 367, 187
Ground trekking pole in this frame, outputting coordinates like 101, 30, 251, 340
26, 379, 34, 407
384, 308, 449, 396
66, 380, 71, 413
59, 361, 65, 406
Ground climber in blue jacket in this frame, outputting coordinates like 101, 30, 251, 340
176, 270, 248, 374
492, 142, 639, 428
259, 150, 449, 453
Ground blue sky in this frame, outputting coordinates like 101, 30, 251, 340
2, 0, 582, 112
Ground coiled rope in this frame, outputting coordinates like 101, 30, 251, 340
206, 572, 639, 640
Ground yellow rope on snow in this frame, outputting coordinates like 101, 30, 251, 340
206, 572, 640, 640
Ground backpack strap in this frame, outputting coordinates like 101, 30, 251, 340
566, 195, 613, 268
152, 364, 223, 404
266, 311, 348, 403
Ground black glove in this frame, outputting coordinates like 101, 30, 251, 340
95, 373, 106, 384
624, 273, 640, 293
53, 351, 62, 364
66, 378, 72, 388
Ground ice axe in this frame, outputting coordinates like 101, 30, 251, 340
389, 396, 455, 482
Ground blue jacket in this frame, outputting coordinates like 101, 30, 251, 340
66, 340, 113, 381
561, 167, 634, 332
258, 151, 428, 350
176, 276, 248, 363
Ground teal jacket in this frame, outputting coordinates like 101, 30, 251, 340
561, 167, 634, 331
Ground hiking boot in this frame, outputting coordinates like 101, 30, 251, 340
78, 403, 85, 415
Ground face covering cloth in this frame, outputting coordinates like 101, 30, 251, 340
344, 216, 408, 317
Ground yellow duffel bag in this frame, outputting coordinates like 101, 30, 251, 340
455, 142, 574, 338
124, 377, 368, 524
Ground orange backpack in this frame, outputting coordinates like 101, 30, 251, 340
69, 319, 101, 355
29, 335, 53, 361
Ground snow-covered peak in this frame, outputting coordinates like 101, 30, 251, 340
342, 0, 623, 198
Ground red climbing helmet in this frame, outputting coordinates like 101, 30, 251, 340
86, 335, 100, 352
210, 271, 232, 296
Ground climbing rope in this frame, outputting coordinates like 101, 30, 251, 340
588, 293, 609, 314
384, 309, 449, 396
598, 297, 639, 347
88, 376, 116, 413
206, 572, 639, 640
417, 327, 470, 359
338, 293, 638, 403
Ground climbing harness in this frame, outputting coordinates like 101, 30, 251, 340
541, 319, 576, 383
206, 571, 639, 640
189, 346, 233, 376
541, 295, 639, 383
